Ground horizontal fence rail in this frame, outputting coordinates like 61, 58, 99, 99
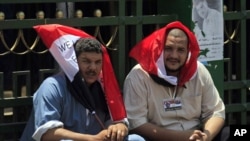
0, 15, 177, 29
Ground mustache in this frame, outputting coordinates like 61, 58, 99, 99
86, 71, 97, 76
166, 58, 179, 62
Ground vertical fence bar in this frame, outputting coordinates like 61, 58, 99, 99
0, 72, 4, 140
239, 0, 247, 125
117, 0, 126, 88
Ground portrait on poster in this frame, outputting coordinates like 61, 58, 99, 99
192, 0, 223, 62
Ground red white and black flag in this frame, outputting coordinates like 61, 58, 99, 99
33, 24, 126, 121
129, 21, 200, 86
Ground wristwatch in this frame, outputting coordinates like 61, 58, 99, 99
115, 118, 129, 127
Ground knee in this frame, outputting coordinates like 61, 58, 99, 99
127, 134, 146, 141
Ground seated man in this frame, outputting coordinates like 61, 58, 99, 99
123, 21, 229, 141
20, 24, 145, 141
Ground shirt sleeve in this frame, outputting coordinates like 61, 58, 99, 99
123, 65, 149, 129
32, 76, 66, 139
32, 120, 63, 141
199, 62, 225, 121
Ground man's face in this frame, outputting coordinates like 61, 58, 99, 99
77, 51, 102, 86
163, 32, 188, 76
195, 1, 208, 18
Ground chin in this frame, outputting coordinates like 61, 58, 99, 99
85, 78, 97, 84
166, 66, 181, 73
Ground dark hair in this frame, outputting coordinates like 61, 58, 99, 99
74, 38, 103, 57
193, 0, 206, 5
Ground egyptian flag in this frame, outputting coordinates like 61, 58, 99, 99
33, 24, 126, 121
129, 21, 200, 86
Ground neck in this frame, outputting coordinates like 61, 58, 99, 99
167, 71, 179, 77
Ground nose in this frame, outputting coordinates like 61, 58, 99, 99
170, 50, 178, 58
89, 62, 97, 70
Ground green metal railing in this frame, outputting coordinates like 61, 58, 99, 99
223, 0, 250, 125
0, 0, 177, 139
0, 0, 177, 86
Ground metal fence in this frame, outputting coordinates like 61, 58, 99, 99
0, 0, 176, 140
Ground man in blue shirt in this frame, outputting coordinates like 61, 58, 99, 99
21, 36, 144, 141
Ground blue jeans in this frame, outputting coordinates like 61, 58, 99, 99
126, 134, 146, 141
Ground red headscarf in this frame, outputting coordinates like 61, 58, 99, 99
129, 21, 200, 86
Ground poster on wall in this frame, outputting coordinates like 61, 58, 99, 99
192, 0, 223, 62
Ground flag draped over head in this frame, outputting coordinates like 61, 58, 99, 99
33, 24, 126, 121
129, 21, 200, 86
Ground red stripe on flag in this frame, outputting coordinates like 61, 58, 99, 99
102, 47, 127, 120
34, 24, 92, 48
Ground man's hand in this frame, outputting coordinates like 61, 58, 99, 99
106, 123, 128, 141
189, 130, 208, 141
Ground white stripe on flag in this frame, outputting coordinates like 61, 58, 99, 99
49, 34, 81, 82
